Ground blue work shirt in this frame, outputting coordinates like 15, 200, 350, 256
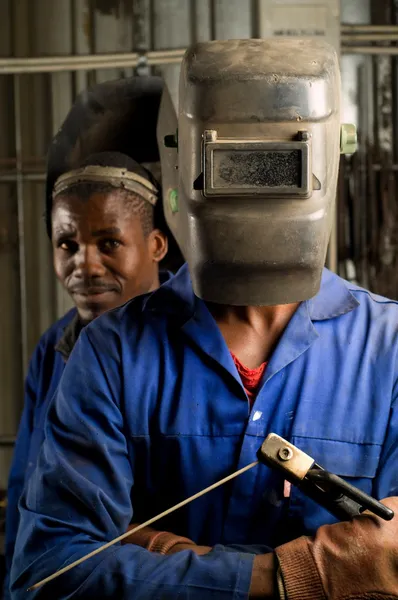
5, 271, 173, 598
11, 265, 398, 599
4, 308, 78, 599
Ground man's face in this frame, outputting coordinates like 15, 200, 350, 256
52, 190, 168, 322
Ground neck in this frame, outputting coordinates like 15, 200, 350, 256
208, 303, 299, 327
149, 272, 161, 293
207, 301, 300, 368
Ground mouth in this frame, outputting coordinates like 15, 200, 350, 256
70, 287, 118, 301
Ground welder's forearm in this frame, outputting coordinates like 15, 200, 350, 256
169, 545, 277, 598
249, 553, 277, 598
126, 528, 276, 597
137, 528, 277, 596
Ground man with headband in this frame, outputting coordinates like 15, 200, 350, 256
11, 40, 398, 599
5, 77, 171, 598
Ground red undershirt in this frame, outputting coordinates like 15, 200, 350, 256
231, 353, 291, 496
231, 352, 267, 408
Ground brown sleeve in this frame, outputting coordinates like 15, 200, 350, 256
125, 524, 195, 555
147, 531, 196, 555
275, 537, 326, 600
124, 524, 159, 548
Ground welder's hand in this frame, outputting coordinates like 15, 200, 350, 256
121, 523, 210, 555
275, 497, 398, 600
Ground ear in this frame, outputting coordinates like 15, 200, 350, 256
148, 229, 168, 263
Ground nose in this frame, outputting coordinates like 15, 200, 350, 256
73, 245, 106, 279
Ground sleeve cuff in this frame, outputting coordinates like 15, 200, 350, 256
233, 552, 256, 600
275, 537, 326, 600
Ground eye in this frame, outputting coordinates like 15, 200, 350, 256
57, 240, 78, 254
98, 239, 122, 254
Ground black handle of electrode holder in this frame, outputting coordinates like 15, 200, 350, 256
301, 465, 394, 522
256, 433, 394, 523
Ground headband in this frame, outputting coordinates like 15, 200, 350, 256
52, 165, 159, 206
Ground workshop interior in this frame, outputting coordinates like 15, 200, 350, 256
1, 0, 398, 593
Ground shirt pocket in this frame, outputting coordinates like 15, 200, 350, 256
286, 436, 382, 536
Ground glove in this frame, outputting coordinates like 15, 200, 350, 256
275, 497, 398, 600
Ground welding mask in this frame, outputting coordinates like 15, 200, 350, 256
157, 38, 356, 305
46, 75, 164, 237
46, 75, 183, 270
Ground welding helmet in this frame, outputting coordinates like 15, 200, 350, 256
157, 38, 356, 305
46, 75, 163, 237
46, 75, 183, 270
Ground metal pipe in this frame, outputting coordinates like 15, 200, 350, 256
0, 48, 186, 74
341, 24, 398, 33
3, 44, 398, 75
342, 33, 398, 42
1, 47, 184, 66
0, 173, 45, 182
342, 46, 398, 55
0, 55, 184, 74
14, 75, 29, 376
3, 23, 398, 76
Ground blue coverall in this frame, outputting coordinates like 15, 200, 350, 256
5, 308, 77, 599
11, 265, 398, 598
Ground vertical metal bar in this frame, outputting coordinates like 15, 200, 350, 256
13, 74, 29, 375
45, 0, 75, 319
93, 2, 128, 84
392, 0, 398, 298
190, 0, 211, 43
210, 0, 216, 40
149, 0, 156, 52
371, 0, 395, 297
152, 0, 190, 108
251, 0, 260, 38
120, 1, 134, 79
72, 0, 90, 96
339, 0, 371, 284
132, 0, 152, 76
212, 0, 252, 39
393, 0, 398, 163
87, 0, 96, 88
356, 65, 367, 287
133, 0, 151, 51
0, 0, 24, 479
336, 155, 347, 280
189, 0, 197, 44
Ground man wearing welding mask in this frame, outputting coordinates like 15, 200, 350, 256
11, 39, 398, 599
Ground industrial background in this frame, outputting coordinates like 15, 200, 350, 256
0, 0, 396, 526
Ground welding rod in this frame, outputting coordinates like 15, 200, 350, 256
28, 460, 259, 591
